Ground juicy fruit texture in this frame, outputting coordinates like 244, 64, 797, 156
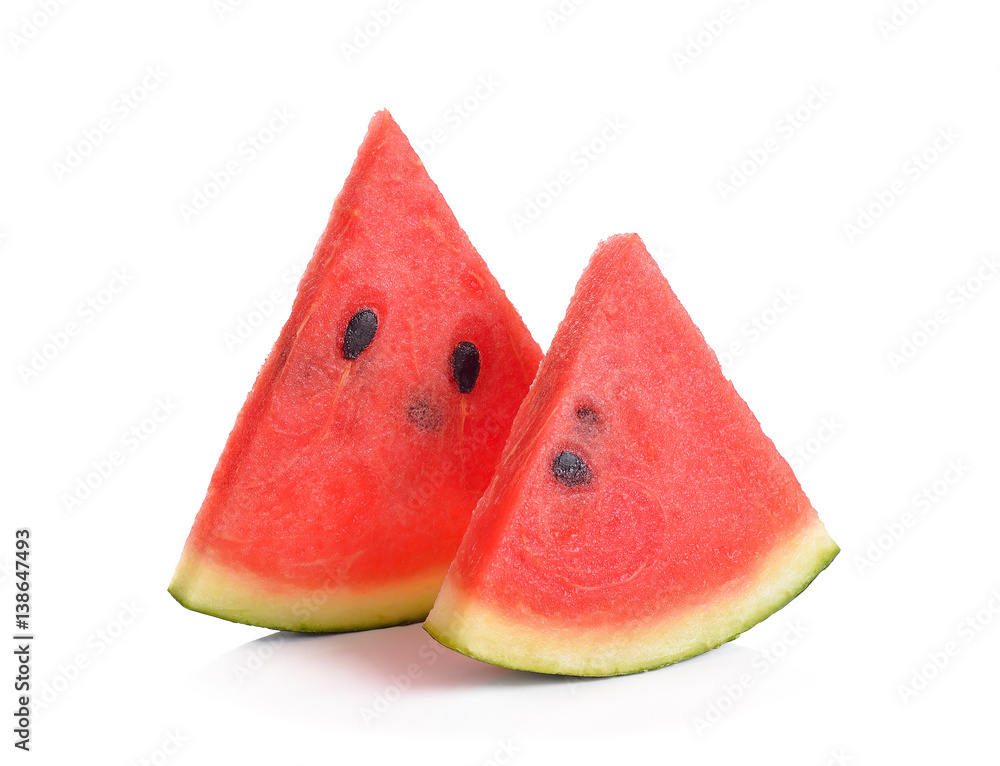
425, 234, 839, 676
169, 111, 543, 632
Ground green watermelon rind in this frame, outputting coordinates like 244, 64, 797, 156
167, 591, 427, 634
168, 552, 447, 633
166, 588, 431, 634
424, 522, 839, 677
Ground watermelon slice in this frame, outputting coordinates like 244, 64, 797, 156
169, 111, 543, 632
424, 234, 839, 676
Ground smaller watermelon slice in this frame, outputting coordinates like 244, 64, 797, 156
424, 234, 839, 676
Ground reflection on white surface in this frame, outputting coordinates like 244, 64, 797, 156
196, 623, 760, 736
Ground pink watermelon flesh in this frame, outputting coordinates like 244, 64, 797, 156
169, 111, 543, 632
425, 233, 839, 675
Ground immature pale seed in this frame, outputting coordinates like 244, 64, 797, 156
407, 396, 443, 432
576, 406, 599, 427
343, 308, 378, 360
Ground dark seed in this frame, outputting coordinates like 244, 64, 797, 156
451, 341, 481, 394
551, 450, 592, 487
576, 406, 599, 427
407, 396, 442, 432
343, 308, 378, 360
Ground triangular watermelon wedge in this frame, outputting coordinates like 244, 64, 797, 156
425, 234, 839, 675
169, 111, 543, 632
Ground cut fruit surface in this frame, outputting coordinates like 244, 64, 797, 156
169, 110, 543, 632
424, 234, 838, 675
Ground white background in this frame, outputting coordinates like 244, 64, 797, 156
3, 0, 999, 763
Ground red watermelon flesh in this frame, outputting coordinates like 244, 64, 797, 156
169, 111, 543, 632
424, 233, 838, 675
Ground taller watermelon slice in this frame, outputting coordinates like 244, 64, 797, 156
425, 234, 839, 675
169, 111, 543, 632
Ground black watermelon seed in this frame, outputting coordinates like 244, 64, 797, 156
343, 308, 378, 360
551, 450, 592, 487
407, 396, 443, 432
451, 341, 481, 394
576, 406, 599, 427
